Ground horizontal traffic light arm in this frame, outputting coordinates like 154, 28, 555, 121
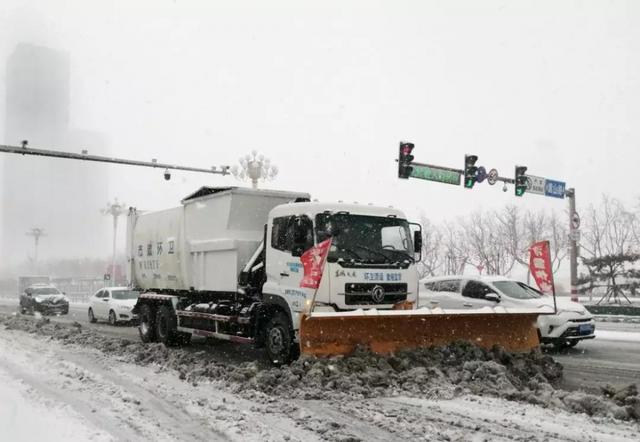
402, 160, 516, 184
0, 143, 231, 175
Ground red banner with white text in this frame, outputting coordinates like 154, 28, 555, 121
300, 238, 332, 289
529, 240, 555, 294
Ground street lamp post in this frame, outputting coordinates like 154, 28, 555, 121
230, 151, 278, 189
102, 199, 127, 285
25, 227, 46, 272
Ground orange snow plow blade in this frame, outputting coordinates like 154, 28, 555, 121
299, 310, 541, 357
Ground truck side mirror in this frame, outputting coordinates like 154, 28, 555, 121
413, 231, 422, 253
485, 293, 500, 303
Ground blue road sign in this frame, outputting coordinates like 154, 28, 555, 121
544, 179, 566, 199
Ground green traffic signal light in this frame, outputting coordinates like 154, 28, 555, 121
514, 165, 528, 197
464, 154, 478, 189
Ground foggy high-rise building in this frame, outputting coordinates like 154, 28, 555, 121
1, 43, 109, 268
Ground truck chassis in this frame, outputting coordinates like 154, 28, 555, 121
133, 290, 299, 364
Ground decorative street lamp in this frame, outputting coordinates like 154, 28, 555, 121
26, 227, 46, 271
230, 150, 278, 189
101, 199, 127, 284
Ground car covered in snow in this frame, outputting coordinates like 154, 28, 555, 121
88, 287, 140, 325
19, 283, 69, 315
419, 275, 596, 349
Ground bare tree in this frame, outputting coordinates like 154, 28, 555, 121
546, 211, 568, 274
416, 217, 444, 279
580, 195, 640, 301
458, 209, 516, 275
581, 195, 637, 258
441, 221, 468, 275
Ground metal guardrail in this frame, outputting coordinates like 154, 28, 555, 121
585, 305, 640, 316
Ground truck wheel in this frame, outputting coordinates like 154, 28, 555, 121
139, 304, 157, 343
108, 310, 117, 326
264, 311, 298, 365
156, 305, 178, 346
88, 308, 97, 323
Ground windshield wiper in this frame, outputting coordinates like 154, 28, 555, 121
382, 248, 415, 263
336, 246, 364, 261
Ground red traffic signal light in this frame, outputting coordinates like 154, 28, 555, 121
398, 142, 415, 179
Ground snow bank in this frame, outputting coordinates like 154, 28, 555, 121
1, 312, 639, 424
0, 366, 111, 442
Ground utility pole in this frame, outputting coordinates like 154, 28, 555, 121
567, 188, 579, 300
25, 227, 46, 271
230, 151, 278, 189
102, 199, 127, 285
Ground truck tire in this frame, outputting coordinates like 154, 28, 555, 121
264, 311, 298, 365
156, 305, 178, 346
139, 304, 157, 343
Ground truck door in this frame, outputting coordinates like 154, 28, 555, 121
265, 215, 314, 312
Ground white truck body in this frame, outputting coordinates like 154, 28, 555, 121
126, 186, 310, 292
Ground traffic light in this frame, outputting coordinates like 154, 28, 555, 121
463, 154, 478, 188
398, 142, 415, 179
515, 165, 528, 197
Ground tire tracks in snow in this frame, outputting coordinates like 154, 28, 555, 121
0, 331, 229, 441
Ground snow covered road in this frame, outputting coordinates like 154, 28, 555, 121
1, 312, 639, 441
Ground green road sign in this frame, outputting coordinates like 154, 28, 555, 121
410, 164, 461, 185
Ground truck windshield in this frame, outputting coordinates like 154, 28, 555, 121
315, 213, 414, 265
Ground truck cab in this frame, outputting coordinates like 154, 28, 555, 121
255, 202, 421, 337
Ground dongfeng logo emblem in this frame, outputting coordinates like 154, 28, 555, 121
371, 285, 385, 303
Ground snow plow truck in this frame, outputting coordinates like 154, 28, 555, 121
128, 186, 544, 364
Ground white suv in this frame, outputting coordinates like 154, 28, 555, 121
419, 275, 595, 349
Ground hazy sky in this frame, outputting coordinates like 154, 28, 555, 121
1, 0, 640, 263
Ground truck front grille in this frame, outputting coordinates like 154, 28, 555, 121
344, 283, 407, 305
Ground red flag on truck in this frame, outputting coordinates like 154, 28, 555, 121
528, 240, 555, 295
300, 238, 332, 289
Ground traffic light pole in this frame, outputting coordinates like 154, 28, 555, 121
567, 188, 579, 300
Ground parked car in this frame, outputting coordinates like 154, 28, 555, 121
88, 287, 140, 325
419, 275, 596, 349
19, 283, 69, 315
